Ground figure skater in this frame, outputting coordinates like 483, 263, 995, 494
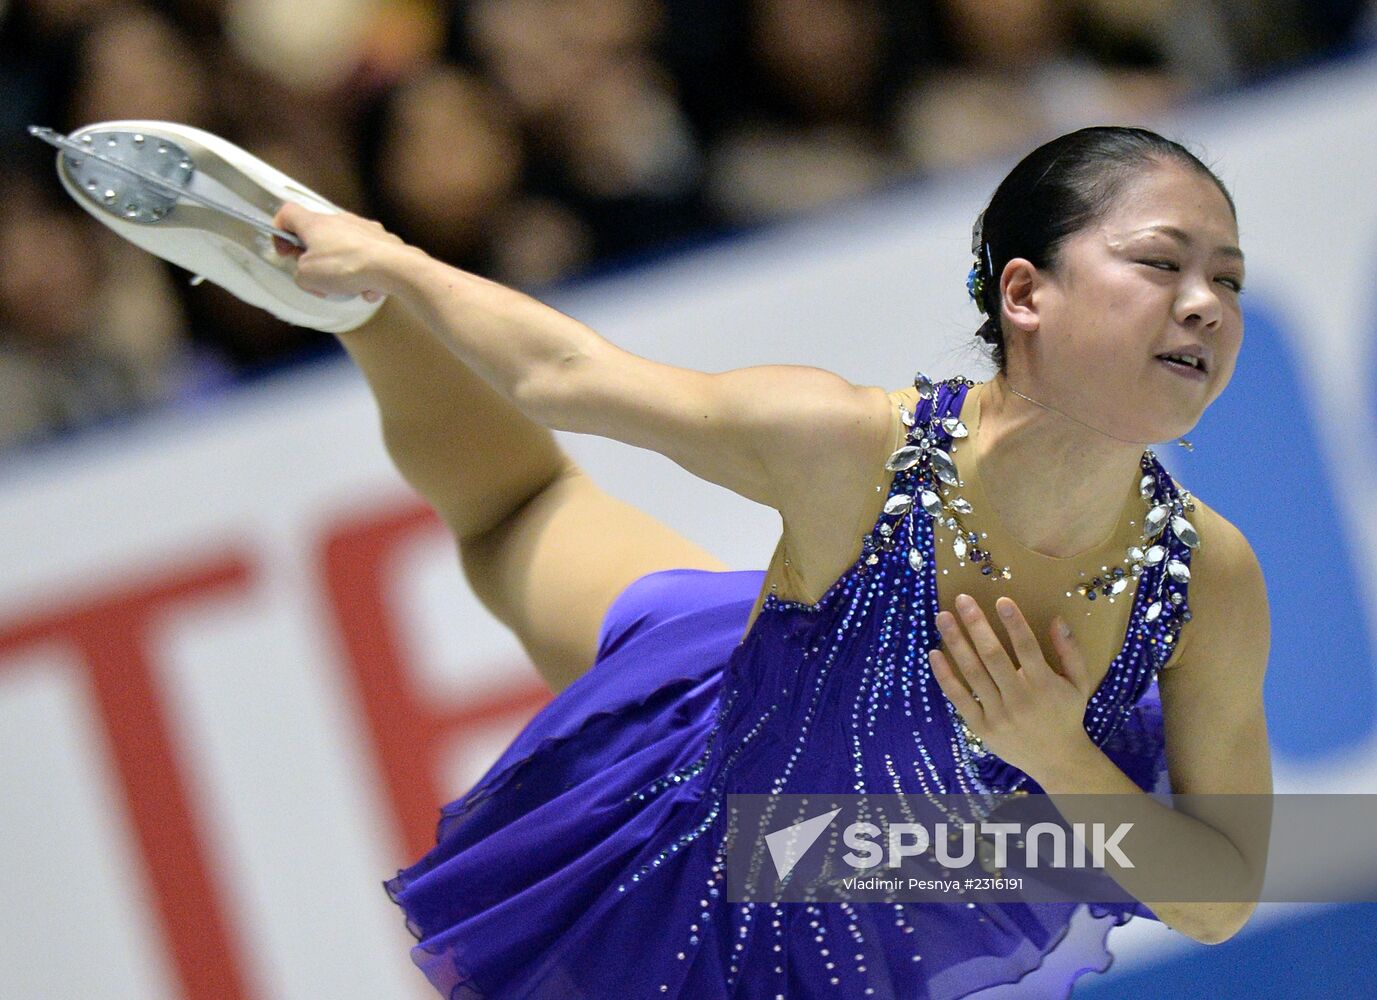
53, 122, 1270, 998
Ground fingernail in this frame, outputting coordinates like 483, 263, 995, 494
997, 599, 1014, 619
956, 593, 975, 612
1059, 619, 1072, 637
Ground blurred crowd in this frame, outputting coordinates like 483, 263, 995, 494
0, 0, 1372, 455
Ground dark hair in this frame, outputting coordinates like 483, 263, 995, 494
969, 126, 1236, 373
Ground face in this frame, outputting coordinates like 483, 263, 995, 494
380, 68, 523, 257
1004, 160, 1245, 443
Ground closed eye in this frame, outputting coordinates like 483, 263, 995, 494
1141, 260, 1245, 293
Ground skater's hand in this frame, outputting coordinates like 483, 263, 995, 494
272, 203, 408, 302
928, 594, 1096, 778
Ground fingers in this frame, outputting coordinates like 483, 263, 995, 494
993, 596, 1055, 686
933, 608, 1001, 707
272, 234, 303, 259
273, 201, 318, 237
1049, 616, 1091, 695
272, 204, 317, 262
948, 594, 1023, 701
933, 596, 1092, 696
268, 206, 392, 302
929, 649, 983, 721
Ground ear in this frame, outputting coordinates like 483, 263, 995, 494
999, 258, 1042, 335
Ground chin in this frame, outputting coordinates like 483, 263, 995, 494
1129, 394, 1205, 445
1167, 404, 1208, 440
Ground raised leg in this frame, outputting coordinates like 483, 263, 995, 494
335, 296, 569, 541
335, 297, 729, 692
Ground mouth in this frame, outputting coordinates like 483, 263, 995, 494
1155, 352, 1208, 381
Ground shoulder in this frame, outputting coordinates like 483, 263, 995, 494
765, 378, 903, 508
886, 384, 919, 413
1155, 489, 1273, 798
772, 383, 914, 580
1161, 489, 1270, 673
773, 376, 956, 532
823, 382, 926, 481
768, 377, 928, 471
1180, 493, 1266, 601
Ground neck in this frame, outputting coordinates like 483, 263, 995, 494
969, 372, 1146, 559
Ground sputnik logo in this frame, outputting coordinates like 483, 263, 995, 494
765, 808, 841, 880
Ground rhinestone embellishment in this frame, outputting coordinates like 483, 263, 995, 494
883, 374, 1201, 611
597, 372, 1197, 989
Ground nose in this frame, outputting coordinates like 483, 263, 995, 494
1174, 274, 1223, 330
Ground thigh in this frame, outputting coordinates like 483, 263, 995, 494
456, 463, 731, 693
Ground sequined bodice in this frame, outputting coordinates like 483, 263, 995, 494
699, 374, 1196, 799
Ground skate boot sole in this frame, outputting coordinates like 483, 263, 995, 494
45, 120, 381, 334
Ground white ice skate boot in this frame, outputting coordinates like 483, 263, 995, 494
32, 120, 382, 334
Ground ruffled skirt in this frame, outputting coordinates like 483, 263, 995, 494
383, 569, 1165, 999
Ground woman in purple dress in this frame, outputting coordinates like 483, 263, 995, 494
280, 125, 1271, 998
74, 121, 1273, 997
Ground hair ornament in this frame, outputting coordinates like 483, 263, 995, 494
967, 209, 992, 312
966, 262, 986, 306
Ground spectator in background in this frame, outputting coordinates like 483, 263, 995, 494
0, 0, 99, 161
365, 66, 554, 282
67, 4, 215, 128
175, 61, 366, 377
460, 0, 708, 270
894, 0, 1194, 173
0, 179, 226, 451
891, 0, 1373, 174
0, 0, 1371, 455
65, 5, 352, 379
1205, 0, 1374, 79
223, 0, 389, 94
700, 0, 924, 224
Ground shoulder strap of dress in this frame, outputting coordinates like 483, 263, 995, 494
913, 373, 972, 433
1137, 449, 1198, 671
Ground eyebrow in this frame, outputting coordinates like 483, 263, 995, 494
1131, 225, 1245, 263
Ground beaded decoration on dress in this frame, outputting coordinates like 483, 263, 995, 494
865, 373, 1196, 768
605, 373, 1196, 995
878, 372, 1199, 622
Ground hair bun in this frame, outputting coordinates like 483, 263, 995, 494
975, 316, 1001, 346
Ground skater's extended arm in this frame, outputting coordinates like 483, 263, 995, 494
274, 205, 890, 524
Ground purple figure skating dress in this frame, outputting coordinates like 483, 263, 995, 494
383, 374, 1196, 998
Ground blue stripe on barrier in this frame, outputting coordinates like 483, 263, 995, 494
1074, 904, 1377, 998
1157, 296, 1375, 759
